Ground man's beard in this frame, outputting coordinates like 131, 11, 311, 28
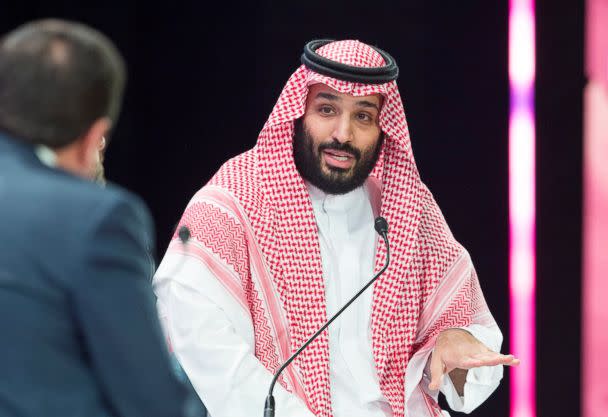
94, 160, 106, 186
94, 149, 106, 186
292, 118, 384, 195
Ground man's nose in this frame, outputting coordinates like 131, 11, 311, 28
332, 115, 353, 143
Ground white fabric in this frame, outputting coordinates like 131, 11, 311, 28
34, 145, 57, 167
153, 182, 503, 417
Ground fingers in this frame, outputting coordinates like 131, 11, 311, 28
462, 352, 521, 368
500, 355, 520, 366
428, 352, 446, 391
509, 357, 521, 366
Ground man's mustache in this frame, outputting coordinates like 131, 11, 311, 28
317, 141, 361, 160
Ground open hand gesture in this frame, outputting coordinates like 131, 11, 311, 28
428, 328, 520, 392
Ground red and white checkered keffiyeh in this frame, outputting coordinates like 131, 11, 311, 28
172, 40, 494, 417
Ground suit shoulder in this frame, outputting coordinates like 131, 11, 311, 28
100, 183, 150, 215
82, 183, 153, 235
46, 170, 148, 212
28, 171, 153, 233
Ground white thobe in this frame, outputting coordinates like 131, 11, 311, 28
153, 181, 504, 417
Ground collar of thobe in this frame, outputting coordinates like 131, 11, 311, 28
34, 145, 57, 168
305, 181, 368, 215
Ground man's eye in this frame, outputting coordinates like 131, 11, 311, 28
319, 106, 334, 115
357, 113, 372, 122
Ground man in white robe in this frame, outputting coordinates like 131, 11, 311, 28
153, 39, 518, 417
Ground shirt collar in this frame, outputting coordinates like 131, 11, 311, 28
306, 181, 368, 213
34, 145, 57, 168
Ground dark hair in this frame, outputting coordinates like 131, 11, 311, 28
0, 19, 126, 149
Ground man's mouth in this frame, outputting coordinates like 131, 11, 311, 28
321, 149, 356, 169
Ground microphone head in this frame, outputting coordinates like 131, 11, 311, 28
374, 217, 388, 236
178, 225, 191, 244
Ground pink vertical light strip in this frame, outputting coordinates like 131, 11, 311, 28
582, 80, 608, 417
509, 1, 536, 417
583, 1, 608, 416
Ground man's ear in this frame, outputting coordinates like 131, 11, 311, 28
79, 117, 111, 176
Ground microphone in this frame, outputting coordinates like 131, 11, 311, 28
263, 216, 390, 417
177, 225, 191, 244
374, 216, 388, 236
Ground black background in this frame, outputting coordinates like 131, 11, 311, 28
1, 1, 584, 415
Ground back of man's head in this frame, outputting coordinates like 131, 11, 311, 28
0, 19, 125, 149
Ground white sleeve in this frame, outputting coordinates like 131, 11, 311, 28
439, 323, 504, 413
153, 252, 315, 417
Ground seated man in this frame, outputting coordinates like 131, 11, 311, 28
154, 39, 518, 417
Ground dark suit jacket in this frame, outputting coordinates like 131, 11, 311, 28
0, 133, 196, 417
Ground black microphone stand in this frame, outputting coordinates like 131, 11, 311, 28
263, 217, 390, 417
